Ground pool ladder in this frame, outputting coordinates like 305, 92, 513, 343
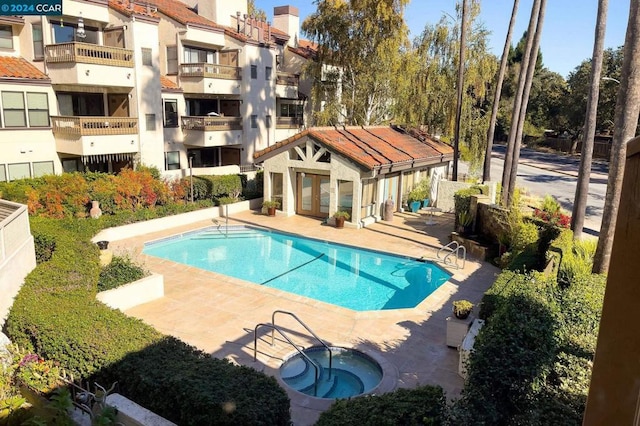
253, 310, 333, 396
437, 241, 466, 269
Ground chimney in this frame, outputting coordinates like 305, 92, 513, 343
273, 5, 299, 48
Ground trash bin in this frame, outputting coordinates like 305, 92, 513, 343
97, 241, 109, 250
383, 198, 394, 222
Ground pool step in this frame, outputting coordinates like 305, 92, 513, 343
191, 230, 264, 240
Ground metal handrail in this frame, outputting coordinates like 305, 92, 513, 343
437, 241, 466, 269
271, 310, 333, 375
254, 323, 319, 396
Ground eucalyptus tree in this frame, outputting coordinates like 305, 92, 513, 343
593, 0, 640, 274
396, 0, 496, 174
484, 0, 519, 183
501, 0, 545, 206
301, 0, 409, 126
571, 0, 608, 238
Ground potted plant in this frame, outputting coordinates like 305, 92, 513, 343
333, 210, 350, 228
408, 187, 426, 213
452, 300, 474, 319
458, 210, 473, 235
262, 200, 280, 216
417, 176, 431, 207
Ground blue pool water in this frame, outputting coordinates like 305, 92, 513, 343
143, 226, 451, 311
280, 346, 382, 399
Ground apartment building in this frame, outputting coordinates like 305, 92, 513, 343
0, 0, 309, 181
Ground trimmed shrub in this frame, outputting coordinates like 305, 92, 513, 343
97, 256, 147, 292
316, 385, 447, 426
460, 267, 605, 425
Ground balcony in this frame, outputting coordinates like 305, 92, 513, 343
276, 116, 303, 129
276, 72, 299, 98
179, 63, 242, 95
45, 42, 135, 87
51, 116, 139, 155
181, 116, 243, 147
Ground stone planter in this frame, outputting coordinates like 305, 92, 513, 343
96, 273, 164, 311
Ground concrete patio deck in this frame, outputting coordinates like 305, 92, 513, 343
111, 209, 499, 425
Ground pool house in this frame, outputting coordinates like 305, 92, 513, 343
254, 125, 454, 228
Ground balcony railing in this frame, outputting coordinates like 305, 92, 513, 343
181, 116, 243, 131
276, 116, 303, 129
276, 72, 299, 86
45, 42, 134, 67
51, 116, 138, 136
180, 63, 242, 80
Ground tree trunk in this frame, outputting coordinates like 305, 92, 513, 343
571, 0, 608, 238
593, 0, 640, 273
483, 0, 520, 183
507, 0, 547, 198
452, 0, 469, 182
501, 0, 542, 206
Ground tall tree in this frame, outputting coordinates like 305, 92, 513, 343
593, 0, 640, 273
501, 0, 542, 206
247, 0, 267, 21
571, 0, 609, 238
506, 0, 547, 200
452, 0, 469, 181
395, 1, 496, 173
302, 0, 409, 126
483, 0, 519, 183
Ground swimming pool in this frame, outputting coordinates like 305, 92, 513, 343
143, 226, 451, 311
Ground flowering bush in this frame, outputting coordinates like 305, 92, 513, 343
534, 208, 571, 228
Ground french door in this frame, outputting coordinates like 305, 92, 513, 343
296, 173, 330, 218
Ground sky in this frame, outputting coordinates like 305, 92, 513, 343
257, 0, 630, 79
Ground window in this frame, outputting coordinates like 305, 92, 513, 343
62, 158, 81, 173
279, 102, 304, 117
163, 100, 178, 127
165, 151, 180, 170
166, 45, 178, 74
142, 48, 152, 66
271, 172, 283, 210
145, 114, 156, 131
251, 115, 258, 128
2, 92, 26, 127
265, 66, 272, 80
0, 25, 12, 49
27, 93, 49, 127
33, 161, 54, 177
338, 180, 353, 220
51, 21, 98, 44
265, 115, 272, 128
32, 24, 43, 59
0, 165, 6, 182
8, 163, 30, 181
183, 46, 214, 63
250, 65, 257, 79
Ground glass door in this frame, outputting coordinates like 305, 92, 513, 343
296, 173, 330, 218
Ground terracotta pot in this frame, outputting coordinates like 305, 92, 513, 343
267, 207, 276, 216
335, 217, 345, 228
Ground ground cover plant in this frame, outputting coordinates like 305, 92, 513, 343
1, 169, 289, 425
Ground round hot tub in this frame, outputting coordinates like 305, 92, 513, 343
280, 346, 383, 399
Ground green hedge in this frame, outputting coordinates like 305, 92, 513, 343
186, 175, 243, 202
458, 269, 606, 424
316, 385, 447, 425
4, 214, 290, 425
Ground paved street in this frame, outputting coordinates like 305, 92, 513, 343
459, 145, 607, 235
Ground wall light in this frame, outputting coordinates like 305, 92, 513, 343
131, 140, 134, 144
208, 82, 212, 88
127, 73, 131, 79
77, 13, 86, 39
85, 69, 90, 76
90, 141, 94, 146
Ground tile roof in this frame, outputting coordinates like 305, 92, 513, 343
0, 56, 49, 80
108, 0, 160, 18
289, 39, 318, 59
160, 75, 181, 90
111, 0, 288, 44
254, 126, 453, 171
